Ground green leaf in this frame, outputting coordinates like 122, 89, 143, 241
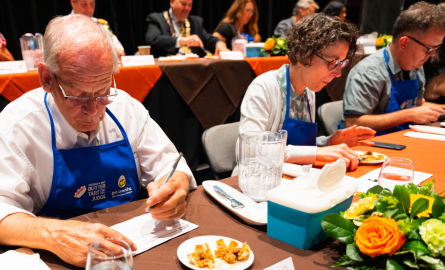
412, 217, 427, 230
346, 243, 365, 262
419, 255, 441, 265
383, 208, 399, 218
410, 198, 429, 220
406, 183, 419, 194
394, 185, 411, 216
387, 257, 406, 270
332, 254, 356, 267
395, 213, 408, 221
401, 240, 431, 262
380, 189, 393, 197
376, 200, 388, 213
367, 185, 383, 195
321, 214, 356, 244
403, 257, 420, 269
407, 230, 423, 241
432, 195, 445, 219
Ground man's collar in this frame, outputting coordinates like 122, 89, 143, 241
169, 8, 182, 23
385, 43, 402, 75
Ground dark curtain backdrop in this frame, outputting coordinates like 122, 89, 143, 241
0, 0, 442, 61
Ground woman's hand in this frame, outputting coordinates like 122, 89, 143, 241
330, 125, 376, 147
316, 143, 359, 171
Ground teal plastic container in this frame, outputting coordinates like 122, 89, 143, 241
267, 197, 353, 250
245, 44, 264, 57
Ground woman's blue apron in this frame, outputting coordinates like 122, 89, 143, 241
281, 66, 318, 146
377, 48, 419, 135
37, 93, 140, 219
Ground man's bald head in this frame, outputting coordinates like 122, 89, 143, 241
43, 15, 119, 74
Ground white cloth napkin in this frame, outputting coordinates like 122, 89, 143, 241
404, 131, 445, 142
355, 168, 433, 193
0, 248, 50, 270
409, 125, 445, 136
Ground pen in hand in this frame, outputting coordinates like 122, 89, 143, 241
146, 152, 183, 214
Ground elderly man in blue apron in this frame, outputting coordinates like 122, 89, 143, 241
340, 2, 445, 135
0, 15, 196, 267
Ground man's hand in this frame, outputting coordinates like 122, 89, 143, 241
316, 144, 359, 171
330, 125, 376, 147
145, 171, 190, 220
47, 219, 137, 267
215, 41, 229, 56
409, 105, 445, 124
0, 213, 137, 268
179, 35, 204, 48
115, 47, 126, 60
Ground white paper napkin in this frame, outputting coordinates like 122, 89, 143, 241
355, 168, 433, 193
0, 248, 50, 270
404, 131, 445, 142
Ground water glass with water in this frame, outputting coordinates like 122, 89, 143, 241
377, 157, 414, 191
86, 238, 133, 270
238, 130, 287, 202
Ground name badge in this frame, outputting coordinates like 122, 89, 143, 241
121, 55, 155, 67
263, 257, 295, 270
0, 61, 28, 74
219, 51, 244, 60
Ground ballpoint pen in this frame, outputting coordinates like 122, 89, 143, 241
146, 152, 183, 213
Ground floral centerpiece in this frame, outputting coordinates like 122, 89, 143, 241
376, 34, 393, 49
321, 180, 445, 269
261, 36, 288, 57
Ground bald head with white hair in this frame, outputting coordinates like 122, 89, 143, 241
38, 14, 120, 134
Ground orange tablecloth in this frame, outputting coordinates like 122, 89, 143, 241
245, 56, 290, 76
0, 57, 290, 103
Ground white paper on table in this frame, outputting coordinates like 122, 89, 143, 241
355, 168, 433, 193
0, 248, 51, 270
404, 131, 445, 142
282, 163, 320, 178
263, 257, 295, 270
111, 214, 198, 255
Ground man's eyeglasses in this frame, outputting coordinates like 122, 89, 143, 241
54, 74, 118, 107
314, 53, 349, 70
404, 36, 442, 54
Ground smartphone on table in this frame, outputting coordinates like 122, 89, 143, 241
371, 142, 406, 150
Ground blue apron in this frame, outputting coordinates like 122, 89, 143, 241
281, 66, 318, 146
37, 93, 140, 219
377, 48, 419, 135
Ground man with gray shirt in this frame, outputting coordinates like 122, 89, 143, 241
273, 0, 319, 38
341, 2, 445, 135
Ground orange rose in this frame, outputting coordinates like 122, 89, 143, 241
264, 39, 275, 51
355, 217, 406, 258
376, 37, 384, 46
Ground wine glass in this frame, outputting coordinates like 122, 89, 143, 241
377, 157, 414, 191
86, 238, 133, 270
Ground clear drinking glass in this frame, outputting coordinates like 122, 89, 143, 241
238, 130, 287, 202
86, 238, 133, 270
377, 157, 414, 191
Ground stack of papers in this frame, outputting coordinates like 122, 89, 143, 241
406, 125, 445, 141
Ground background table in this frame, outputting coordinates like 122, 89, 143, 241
36, 129, 444, 270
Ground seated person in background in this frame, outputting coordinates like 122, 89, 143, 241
322, 0, 347, 22
0, 15, 196, 267
213, 0, 261, 51
341, 2, 445, 135
273, 0, 319, 38
237, 13, 375, 171
145, 0, 228, 57
424, 44, 445, 104
0, 33, 14, 61
70, 0, 126, 59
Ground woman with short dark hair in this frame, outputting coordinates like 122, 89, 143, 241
213, 0, 261, 50
322, 1, 347, 21
237, 13, 375, 171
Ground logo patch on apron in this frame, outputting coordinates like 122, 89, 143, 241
118, 175, 127, 188
74, 185, 86, 198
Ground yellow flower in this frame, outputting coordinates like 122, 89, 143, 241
409, 194, 435, 218
344, 195, 378, 219
376, 37, 385, 46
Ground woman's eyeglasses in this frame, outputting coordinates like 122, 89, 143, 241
404, 36, 442, 54
54, 74, 118, 107
314, 53, 349, 70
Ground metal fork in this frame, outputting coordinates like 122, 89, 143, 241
213, 185, 245, 209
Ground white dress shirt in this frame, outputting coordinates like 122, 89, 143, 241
0, 88, 196, 221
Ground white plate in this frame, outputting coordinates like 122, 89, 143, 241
410, 125, 445, 136
177, 235, 254, 270
441, 122, 445, 127
355, 151, 387, 164
202, 181, 267, 226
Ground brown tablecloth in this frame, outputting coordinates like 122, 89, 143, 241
39, 176, 345, 270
